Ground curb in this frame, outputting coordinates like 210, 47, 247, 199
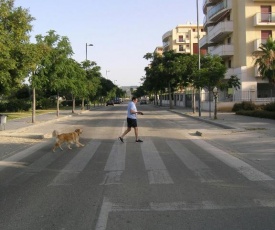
169, 109, 235, 130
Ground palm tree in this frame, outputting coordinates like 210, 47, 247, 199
253, 36, 275, 84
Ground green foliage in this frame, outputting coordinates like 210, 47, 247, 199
263, 102, 275, 112
3, 99, 31, 112
0, 0, 34, 95
236, 110, 275, 120
232, 101, 257, 112
36, 98, 55, 109
253, 36, 275, 84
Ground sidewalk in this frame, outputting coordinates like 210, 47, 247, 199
0, 109, 90, 139
166, 106, 275, 137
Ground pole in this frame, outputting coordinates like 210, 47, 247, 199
85, 43, 87, 61
197, 0, 201, 117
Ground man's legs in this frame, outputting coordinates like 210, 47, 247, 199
134, 127, 138, 141
121, 127, 131, 138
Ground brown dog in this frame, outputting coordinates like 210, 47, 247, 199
52, 129, 84, 152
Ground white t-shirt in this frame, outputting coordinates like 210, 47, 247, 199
127, 101, 137, 119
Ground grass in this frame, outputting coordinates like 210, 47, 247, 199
1, 110, 56, 120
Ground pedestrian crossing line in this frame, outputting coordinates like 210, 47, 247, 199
95, 196, 275, 230
48, 140, 100, 186
101, 142, 126, 185
141, 139, 173, 184
166, 140, 221, 183
3, 150, 60, 186
0, 141, 49, 172
189, 136, 273, 181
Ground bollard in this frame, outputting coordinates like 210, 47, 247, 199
0, 114, 7, 130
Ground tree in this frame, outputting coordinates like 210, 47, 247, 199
81, 60, 101, 109
0, 0, 34, 95
253, 36, 275, 85
35, 30, 74, 116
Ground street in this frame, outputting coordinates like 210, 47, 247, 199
0, 104, 275, 230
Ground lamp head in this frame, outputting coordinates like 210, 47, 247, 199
213, 86, 218, 95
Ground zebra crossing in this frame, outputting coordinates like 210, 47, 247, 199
0, 135, 273, 187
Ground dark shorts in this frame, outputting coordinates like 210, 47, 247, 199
127, 118, 137, 128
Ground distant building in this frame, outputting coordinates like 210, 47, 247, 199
120, 86, 138, 98
162, 23, 207, 54
200, 0, 275, 97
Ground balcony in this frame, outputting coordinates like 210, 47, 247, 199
209, 21, 233, 43
200, 35, 208, 49
175, 39, 190, 44
254, 13, 275, 26
163, 41, 170, 48
211, 44, 234, 57
254, 38, 267, 51
208, 0, 232, 23
162, 30, 172, 42
176, 47, 191, 53
203, 0, 219, 14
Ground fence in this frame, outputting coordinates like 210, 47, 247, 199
157, 89, 275, 109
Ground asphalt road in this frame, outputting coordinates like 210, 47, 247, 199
0, 104, 274, 230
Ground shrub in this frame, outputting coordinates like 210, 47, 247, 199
6, 99, 31, 112
36, 98, 55, 109
232, 101, 256, 112
263, 102, 275, 112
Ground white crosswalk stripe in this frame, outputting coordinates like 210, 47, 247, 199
101, 142, 126, 185
140, 139, 173, 184
167, 140, 220, 182
189, 136, 273, 181
48, 140, 100, 186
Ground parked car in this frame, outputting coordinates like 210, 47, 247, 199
140, 100, 147, 105
106, 100, 114, 106
114, 98, 122, 104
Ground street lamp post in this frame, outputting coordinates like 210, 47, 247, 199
197, 0, 201, 117
106, 70, 110, 79
86, 43, 93, 61
213, 86, 218, 120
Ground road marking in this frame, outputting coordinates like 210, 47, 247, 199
95, 197, 112, 230
189, 136, 273, 181
95, 197, 275, 230
167, 140, 220, 182
0, 141, 49, 172
101, 142, 126, 185
48, 140, 100, 186
141, 139, 173, 184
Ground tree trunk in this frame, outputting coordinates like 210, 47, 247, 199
56, 92, 60, 117
32, 87, 36, 123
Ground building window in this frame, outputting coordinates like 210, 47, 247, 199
261, 6, 271, 22
179, 35, 183, 42
227, 37, 231, 44
193, 29, 195, 32
228, 60, 231, 68
179, 45, 184, 51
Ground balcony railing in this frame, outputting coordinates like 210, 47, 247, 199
209, 21, 233, 43
208, 0, 227, 19
211, 44, 234, 57
254, 38, 267, 51
254, 13, 275, 26
176, 39, 190, 43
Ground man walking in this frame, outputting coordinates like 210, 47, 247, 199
119, 96, 143, 143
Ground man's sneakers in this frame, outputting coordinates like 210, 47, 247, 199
119, 137, 143, 143
118, 137, 124, 143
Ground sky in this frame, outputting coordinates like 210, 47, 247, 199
15, 0, 204, 87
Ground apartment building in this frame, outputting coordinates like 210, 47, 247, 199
200, 0, 275, 98
162, 24, 207, 55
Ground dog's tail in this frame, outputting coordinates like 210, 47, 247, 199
52, 130, 59, 137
